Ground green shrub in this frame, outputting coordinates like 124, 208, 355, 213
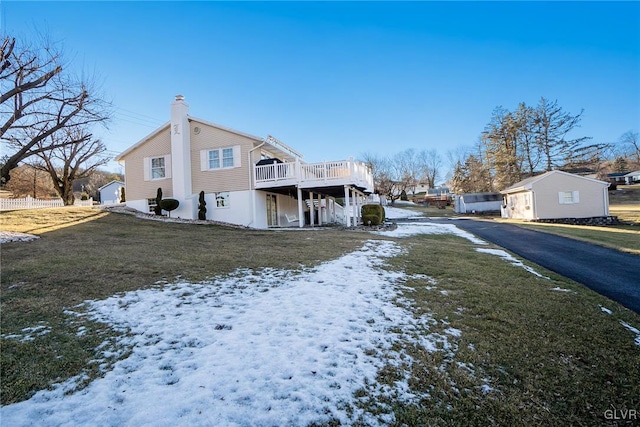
362, 214, 381, 226
198, 191, 207, 220
154, 188, 163, 215
159, 198, 179, 217
361, 204, 385, 226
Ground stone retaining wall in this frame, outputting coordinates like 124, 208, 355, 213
532, 216, 622, 226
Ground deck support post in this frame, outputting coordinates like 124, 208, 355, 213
352, 188, 358, 227
309, 191, 315, 227
297, 187, 304, 228
317, 193, 322, 226
344, 186, 350, 226
325, 195, 331, 224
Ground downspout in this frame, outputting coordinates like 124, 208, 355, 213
248, 142, 266, 227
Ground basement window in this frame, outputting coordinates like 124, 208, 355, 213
215, 192, 230, 208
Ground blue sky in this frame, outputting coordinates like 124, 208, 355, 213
2, 1, 639, 180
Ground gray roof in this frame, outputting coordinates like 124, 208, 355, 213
501, 170, 609, 194
460, 192, 502, 203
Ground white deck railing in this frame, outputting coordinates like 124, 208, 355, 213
254, 158, 373, 191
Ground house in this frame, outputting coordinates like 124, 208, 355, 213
500, 170, 610, 220
413, 187, 451, 206
115, 95, 374, 228
623, 170, 640, 185
607, 172, 628, 185
99, 180, 124, 205
453, 192, 502, 214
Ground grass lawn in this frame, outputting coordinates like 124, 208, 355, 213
1, 207, 639, 425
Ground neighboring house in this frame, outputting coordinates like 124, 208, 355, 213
115, 95, 374, 228
453, 192, 502, 214
500, 170, 610, 220
623, 170, 640, 185
99, 180, 124, 205
607, 172, 629, 184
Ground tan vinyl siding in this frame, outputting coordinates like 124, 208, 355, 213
190, 122, 258, 193
533, 173, 607, 218
122, 127, 173, 201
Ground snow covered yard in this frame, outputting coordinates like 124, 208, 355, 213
2, 207, 639, 426
0, 214, 505, 427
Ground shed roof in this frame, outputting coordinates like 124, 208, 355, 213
501, 170, 609, 194
460, 192, 502, 203
98, 180, 124, 191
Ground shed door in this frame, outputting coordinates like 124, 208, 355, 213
266, 194, 278, 226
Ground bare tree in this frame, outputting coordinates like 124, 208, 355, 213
361, 151, 414, 204
618, 130, 640, 165
4, 164, 57, 198
34, 128, 110, 205
416, 149, 442, 188
0, 35, 111, 185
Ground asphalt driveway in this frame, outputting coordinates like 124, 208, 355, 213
427, 219, 640, 314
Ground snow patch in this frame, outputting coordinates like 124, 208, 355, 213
376, 222, 486, 244
475, 248, 550, 279
550, 287, 575, 293
0, 231, 39, 243
599, 306, 613, 315
620, 321, 640, 346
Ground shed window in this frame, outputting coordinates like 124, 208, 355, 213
559, 191, 579, 204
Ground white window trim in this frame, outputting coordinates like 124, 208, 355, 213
143, 155, 172, 181
215, 192, 230, 208
200, 146, 241, 171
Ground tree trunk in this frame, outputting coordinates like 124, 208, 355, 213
60, 178, 75, 205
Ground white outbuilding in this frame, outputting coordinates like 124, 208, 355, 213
99, 180, 125, 205
500, 170, 610, 220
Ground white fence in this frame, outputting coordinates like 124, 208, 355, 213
0, 196, 94, 210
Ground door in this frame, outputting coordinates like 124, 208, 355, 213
266, 194, 278, 226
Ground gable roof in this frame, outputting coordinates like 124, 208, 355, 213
623, 170, 640, 177
115, 115, 303, 162
501, 170, 609, 194
98, 180, 125, 191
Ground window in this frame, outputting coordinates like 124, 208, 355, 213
559, 191, 579, 204
144, 155, 171, 181
151, 157, 165, 179
201, 146, 240, 171
222, 148, 234, 168
208, 150, 220, 169
215, 192, 229, 208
